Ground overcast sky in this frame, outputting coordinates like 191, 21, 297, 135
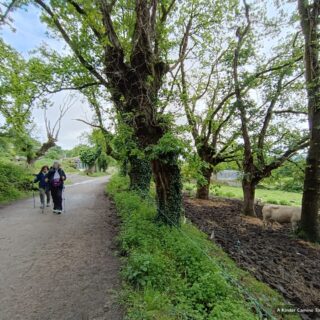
1, 4, 94, 149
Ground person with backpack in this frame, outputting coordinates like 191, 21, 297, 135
46, 161, 67, 214
34, 165, 50, 209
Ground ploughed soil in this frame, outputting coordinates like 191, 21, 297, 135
184, 196, 320, 320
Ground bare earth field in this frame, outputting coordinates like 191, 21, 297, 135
184, 196, 320, 320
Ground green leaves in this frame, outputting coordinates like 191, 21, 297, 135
79, 146, 99, 167
148, 133, 187, 162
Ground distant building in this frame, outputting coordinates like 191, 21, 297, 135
63, 157, 86, 170
215, 170, 241, 186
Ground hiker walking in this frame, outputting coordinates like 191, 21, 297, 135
34, 165, 50, 209
46, 161, 66, 214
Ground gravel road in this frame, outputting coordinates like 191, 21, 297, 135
0, 175, 123, 320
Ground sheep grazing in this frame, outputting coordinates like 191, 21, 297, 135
262, 205, 301, 230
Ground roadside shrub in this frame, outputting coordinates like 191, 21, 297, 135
0, 161, 32, 202
62, 158, 78, 170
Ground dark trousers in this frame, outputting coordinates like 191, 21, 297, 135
51, 187, 63, 210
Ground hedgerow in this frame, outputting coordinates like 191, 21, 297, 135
107, 174, 299, 320
0, 160, 32, 203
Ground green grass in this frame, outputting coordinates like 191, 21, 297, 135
183, 182, 302, 206
107, 175, 299, 320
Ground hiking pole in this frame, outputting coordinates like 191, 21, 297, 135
63, 186, 66, 213
32, 181, 36, 208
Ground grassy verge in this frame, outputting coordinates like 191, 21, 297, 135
107, 175, 298, 320
184, 182, 302, 206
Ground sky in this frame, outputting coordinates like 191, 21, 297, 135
0, 4, 94, 149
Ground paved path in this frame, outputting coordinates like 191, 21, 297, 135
0, 175, 123, 320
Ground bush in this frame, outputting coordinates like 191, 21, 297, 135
62, 158, 78, 170
0, 160, 32, 202
107, 175, 267, 320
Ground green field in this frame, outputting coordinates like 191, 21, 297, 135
184, 182, 302, 206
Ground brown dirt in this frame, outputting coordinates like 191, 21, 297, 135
184, 196, 320, 320
0, 175, 124, 320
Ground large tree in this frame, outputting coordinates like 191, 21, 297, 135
232, 1, 309, 215
0, 39, 70, 164
175, 6, 241, 200
5, 0, 215, 225
298, 0, 320, 242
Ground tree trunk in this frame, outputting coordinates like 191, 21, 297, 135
298, 0, 320, 242
152, 156, 182, 226
300, 136, 320, 241
26, 139, 56, 166
128, 156, 152, 195
196, 167, 213, 200
242, 178, 256, 216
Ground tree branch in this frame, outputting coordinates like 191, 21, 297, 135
66, 0, 102, 40
263, 137, 309, 177
257, 74, 284, 164
42, 81, 101, 95
274, 109, 308, 115
0, 0, 17, 24
98, 0, 122, 49
168, 16, 193, 72
34, 0, 109, 88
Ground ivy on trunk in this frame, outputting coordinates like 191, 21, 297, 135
128, 156, 152, 195
196, 166, 213, 200
152, 156, 182, 226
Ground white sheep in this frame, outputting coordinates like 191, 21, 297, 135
262, 204, 301, 230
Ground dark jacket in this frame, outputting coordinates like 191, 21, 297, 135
46, 168, 67, 189
34, 172, 48, 189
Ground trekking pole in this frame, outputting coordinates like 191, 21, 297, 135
63, 186, 66, 213
32, 181, 36, 208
